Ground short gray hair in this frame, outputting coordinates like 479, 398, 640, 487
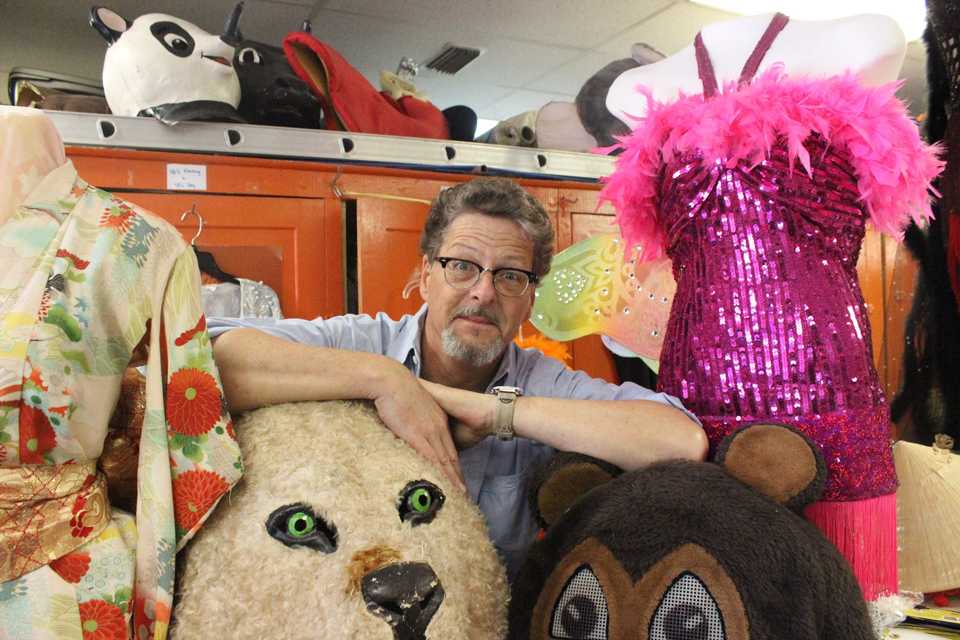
419, 177, 554, 280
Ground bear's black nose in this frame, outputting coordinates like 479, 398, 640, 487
362, 562, 444, 640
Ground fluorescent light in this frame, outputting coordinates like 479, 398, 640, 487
475, 118, 499, 136
691, 0, 926, 41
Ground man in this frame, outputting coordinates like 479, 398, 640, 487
209, 177, 706, 578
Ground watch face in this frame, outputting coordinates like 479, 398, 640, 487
493, 386, 522, 396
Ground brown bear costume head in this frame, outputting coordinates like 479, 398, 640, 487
509, 424, 873, 640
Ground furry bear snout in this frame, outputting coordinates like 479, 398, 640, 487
361, 562, 445, 639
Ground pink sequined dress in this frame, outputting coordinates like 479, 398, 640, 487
602, 14, 942, 600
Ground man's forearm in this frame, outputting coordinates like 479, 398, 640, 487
212, 328, 398, 413
419, 380, 708, 471
512, 397, 708, 470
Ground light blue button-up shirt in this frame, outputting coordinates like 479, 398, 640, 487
208, 305, 696, 579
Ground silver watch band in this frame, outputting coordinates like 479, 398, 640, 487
492, 386, 521, 441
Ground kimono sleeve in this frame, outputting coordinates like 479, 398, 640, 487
160, 248, 243, 549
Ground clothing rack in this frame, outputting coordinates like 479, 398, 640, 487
44, 110, 615, 181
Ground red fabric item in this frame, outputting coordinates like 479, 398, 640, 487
283, 32, 449, 139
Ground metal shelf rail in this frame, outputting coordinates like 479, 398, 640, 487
46, 111, 616, 181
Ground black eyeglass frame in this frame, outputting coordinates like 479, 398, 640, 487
434, 256, 539, 297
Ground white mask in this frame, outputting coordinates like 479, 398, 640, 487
91, 7, 242, 123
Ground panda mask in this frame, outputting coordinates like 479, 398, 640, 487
91, 6, 244, 124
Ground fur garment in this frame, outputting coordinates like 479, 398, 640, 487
171, 400, 507, 640
509, 425, 874, 639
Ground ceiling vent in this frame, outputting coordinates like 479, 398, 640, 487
424, 44, 483, 75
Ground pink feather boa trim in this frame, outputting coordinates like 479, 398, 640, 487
599, 66, 944, 261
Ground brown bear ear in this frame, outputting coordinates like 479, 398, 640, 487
715, 424, 826, 511
530, 452, 621, 530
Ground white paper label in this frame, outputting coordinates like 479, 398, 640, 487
167, 164, 207, 191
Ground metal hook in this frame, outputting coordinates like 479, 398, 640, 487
331, 168, 345, 200
179, 204, 204, 246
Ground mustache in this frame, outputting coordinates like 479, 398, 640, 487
453, 304, 501, 324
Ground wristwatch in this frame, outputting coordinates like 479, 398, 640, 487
490, 386, 522, 441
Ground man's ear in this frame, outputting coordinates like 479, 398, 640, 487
715, 424, 826, 511
530, 452, 621, 530
418, 254, 431, 302
90, 6, 130, 44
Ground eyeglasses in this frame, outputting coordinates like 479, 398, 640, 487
435, 257, 538, 297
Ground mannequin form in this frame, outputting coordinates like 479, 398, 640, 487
0, 108, 241, 638
0, 106, 66, 225
607, 13, 906, 126
600, 12, 941, 613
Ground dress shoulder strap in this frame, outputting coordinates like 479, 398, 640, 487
738, 12, 790, 85
693, 12, 790, 97
693, 31, 719, 98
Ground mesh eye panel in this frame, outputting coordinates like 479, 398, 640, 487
649, 572, 725, 640
550, 565, 609, 640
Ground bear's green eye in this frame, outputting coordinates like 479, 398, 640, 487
266, 503, 337, 553
408, 488, 432, 513
398, 480, 445, 526
286, 511, 316, 538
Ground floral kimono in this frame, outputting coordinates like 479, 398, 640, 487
0, 159, 242, 640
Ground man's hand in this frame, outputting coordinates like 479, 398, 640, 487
374, 364, 466, 492
418, 380, 496, 450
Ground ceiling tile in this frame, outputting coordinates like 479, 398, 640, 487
485, 88, 574, 121
526, 51, 614, 95
596, 1, 736, 56
319, 0, 676, 49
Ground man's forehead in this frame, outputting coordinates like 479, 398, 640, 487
441, 212, 530, 245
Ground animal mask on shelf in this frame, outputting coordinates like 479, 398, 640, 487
221, 2, 323, 128
90, 5, 243, 124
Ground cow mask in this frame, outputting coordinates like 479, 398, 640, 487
90, 6, 244, 124
222, 2, 323, 129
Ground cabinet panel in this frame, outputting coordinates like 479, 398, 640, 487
356, 197, 432, 318
117, 193, 340, 321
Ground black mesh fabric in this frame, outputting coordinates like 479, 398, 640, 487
649, 573, 725, 640
550, 566, 609, 639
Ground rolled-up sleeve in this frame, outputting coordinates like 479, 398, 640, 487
518, 349, 700, 424
207, 315, 383, 353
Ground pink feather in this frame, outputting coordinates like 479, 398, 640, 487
599, 65, 944, 261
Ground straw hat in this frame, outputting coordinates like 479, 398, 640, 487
896, 435, 960, 593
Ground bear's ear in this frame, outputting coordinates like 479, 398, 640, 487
90, 6, 130, 45
530, 452, 621, 530
715, 424, 826, 511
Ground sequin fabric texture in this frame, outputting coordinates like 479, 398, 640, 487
657, 137, 896, 500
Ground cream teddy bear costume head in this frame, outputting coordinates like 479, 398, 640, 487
171, 401, 507, 640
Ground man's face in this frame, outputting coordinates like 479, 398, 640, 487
420, 211, 536, 368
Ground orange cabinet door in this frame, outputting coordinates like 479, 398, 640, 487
117, 193, 340, 321
355, 197, 433, 319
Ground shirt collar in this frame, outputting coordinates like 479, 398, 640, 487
387, 304, 428, 375
485, 343, 517, 392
